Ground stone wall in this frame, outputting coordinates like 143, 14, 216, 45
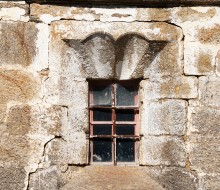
0, 1, 220, 190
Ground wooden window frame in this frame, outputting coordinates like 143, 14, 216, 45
89, 80, 140, 166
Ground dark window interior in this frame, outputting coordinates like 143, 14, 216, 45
89, 80, 139, 165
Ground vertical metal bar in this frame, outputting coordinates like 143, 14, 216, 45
112, 83, 116, 165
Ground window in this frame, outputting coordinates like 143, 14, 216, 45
89, 80, 140, 165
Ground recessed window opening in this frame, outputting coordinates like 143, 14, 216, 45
89, 80, 140, 166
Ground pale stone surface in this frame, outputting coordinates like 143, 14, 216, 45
188, 142, 220, 173
141, 100, 187, 136
199, 174, 220, 190
199, 76, 220, 107
0, 69, 38, 104
174, 7, 216, 23
145, 167, 197, 190
187, 106, 220, 173
0, 1, 29, 22
144, 41, 183, 79
184, 42, 216, 75
29, 166, 58, 190
158, 167, 197, 190
44, 132, 88, 164
0, 4, 220, 190
140, 76, 198, 100
61, 166, 165, 190
0, 22, 37, 67
216, 49, 220, 76
50, 20, 183, 42
0, 167, 27, 190
140, 136, 186, 166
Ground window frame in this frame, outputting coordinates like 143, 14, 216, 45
89, 80, 140, 166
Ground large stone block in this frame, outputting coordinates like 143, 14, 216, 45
0, 104, 6, 123
0, 1, 29, 22
197, 23, 220, 44
141, 100, 187, 136
158, 167, 197, 190
0, 22, 47, 68
189, 107, 220, 138
45, 132, 88, 165
199, 76, 220, 107
0, 167, 26, 190
142, 166, 197, 190
174, 7, 216, 23
44, 75, 88, 107
188, 142, 220, 173
184, 42, 216, 75
140, 76, 198, 100
144, 42, 183, 79
199, 174, 220, 190
30, 104, 68, 136
6, 105, 30, 136
0, 69, 38, 104
29, 166, 58, 190
140, 136, 186, 166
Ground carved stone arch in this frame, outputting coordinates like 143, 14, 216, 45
64, 32, 167, 80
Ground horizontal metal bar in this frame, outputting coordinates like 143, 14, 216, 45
89, 106, 139, 110
90, 135, 140, 139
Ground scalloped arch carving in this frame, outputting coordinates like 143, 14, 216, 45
64, 33, 167, 80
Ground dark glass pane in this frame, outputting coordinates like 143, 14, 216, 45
116, 139, 135, 162
92, 85, 112, 106
116, 84, 136, 106
93, 139, 112, 162
93, 125, 112, 135
93, 109, 112, 121
116, 125, 134, 135
116, 109, 134, 121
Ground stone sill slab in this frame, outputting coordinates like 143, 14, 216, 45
26, 0, 220, 6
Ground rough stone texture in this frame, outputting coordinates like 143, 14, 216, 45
29, 166, 58, 190
0, 2, 220, 190
60, 166, 165, 190
141, 76, 198, 100
44, 132, 88, 165
0, 1, 29, 22
188, 106, 220, 173
140, 136, 186, 166
0, 22, 37, 67
199, 174, 220, 190
0, 69, 38, 104
141, 100, 187, 136
199, 76, 220, 107
144, 41, 183, 79
216, 49, 220, 76
184, 42, 215, 75
0, 167, 27, 190
158, 167, 198, 190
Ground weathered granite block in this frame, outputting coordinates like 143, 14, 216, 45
29, 166, 58, 190
199, 76, 220, 107
140, 136, 186, 166
140, 76, 198, 100
141, 100, 187, 136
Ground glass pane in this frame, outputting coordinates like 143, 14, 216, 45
116, 84, 136, 106
93, 109, 112, 121
93, 139, 112, 162
116, 125, 134, 135
92, 85, 112, 106
116, 109, 134, 121
116, 139, 135, 162
93, 125, 112, 135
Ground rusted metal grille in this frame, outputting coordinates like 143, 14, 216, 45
89, 80, 140, 165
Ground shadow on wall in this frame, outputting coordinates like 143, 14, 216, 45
63, 32, 167, 80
